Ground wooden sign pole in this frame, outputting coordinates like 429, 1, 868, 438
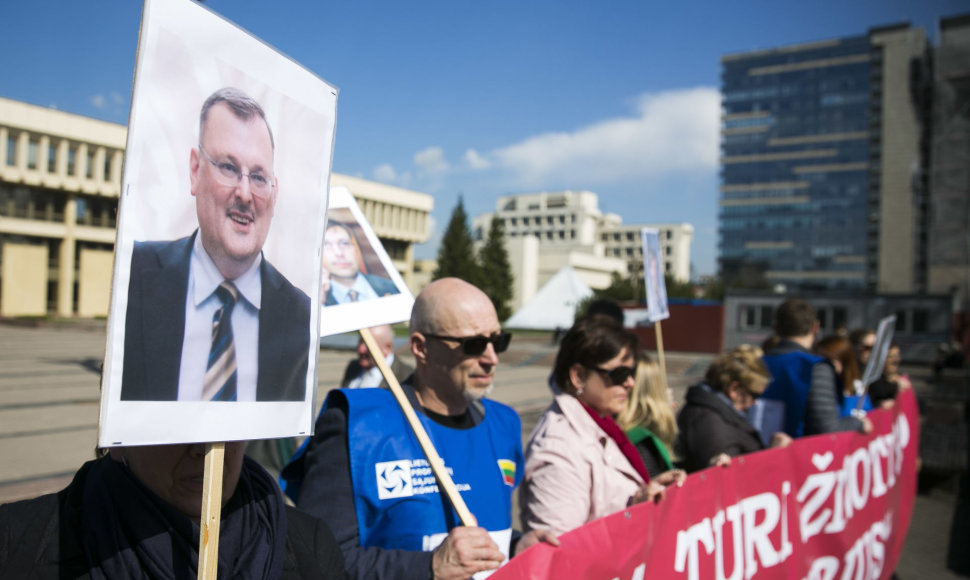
198, 442, 225, 579
654, 321, 669, 391
359, 327, 476, 526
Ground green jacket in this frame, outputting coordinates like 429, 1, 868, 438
625, 425, 674, 473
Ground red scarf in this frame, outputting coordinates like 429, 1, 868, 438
579, 401, 651, 483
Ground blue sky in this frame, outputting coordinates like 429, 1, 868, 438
1, 0, 963, 277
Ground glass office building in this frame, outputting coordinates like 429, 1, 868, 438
719, 25, 929, 293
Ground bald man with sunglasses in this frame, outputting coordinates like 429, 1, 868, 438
285, 278, 556, 580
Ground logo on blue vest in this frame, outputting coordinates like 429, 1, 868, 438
376, 460, 413, 499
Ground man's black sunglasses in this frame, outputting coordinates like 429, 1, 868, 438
424, 331, 512, 356
586, 365, 637, 386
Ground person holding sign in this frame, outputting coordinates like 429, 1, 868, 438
814, 335, 874, 417
121, 87, 310, 402
288, 278, 555, 579
322, 221, 399, 305
341, 324, 413, 389
868, 342, 912, 406
677, 345, 792, 472
849, 327, 877, 372
0, 443, 346, 578
761, 299, 871, 437
519, 315, 683, 537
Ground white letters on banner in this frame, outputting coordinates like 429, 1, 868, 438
675, 483, 794, 580
675, 413, 911, 580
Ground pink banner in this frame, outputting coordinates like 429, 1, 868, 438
496, 389, 919, 580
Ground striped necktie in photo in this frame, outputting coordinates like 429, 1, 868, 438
348, 289, 359, 302
203, 281, 239, 401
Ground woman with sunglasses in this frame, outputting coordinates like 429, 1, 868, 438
677, 345, 792, 473
519, 315, 682, 537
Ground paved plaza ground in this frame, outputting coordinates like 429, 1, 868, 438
0, 321, 966, 577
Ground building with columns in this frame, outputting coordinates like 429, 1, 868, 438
0, 97, 125, 317
330, 173, 433, 292
0, 96, 433, 318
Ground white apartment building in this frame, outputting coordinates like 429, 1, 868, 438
473, 190, 609, 247
0, 96, 433, 317
599, 222, 694, 283
472, 190, 693, 312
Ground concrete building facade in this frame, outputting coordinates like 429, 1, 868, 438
929, 14, 970, 309
473, 190, 609, 248
599, 222, 694, 284
0, 97, 125, 317
0, 96, 433, 318
721, 290, 952, 363
472, 190, 693, 312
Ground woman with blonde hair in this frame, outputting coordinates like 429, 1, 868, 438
616, 354, 680, 478
677, 345, 792, 472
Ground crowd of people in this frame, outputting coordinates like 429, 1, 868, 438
0, 288, 913, 579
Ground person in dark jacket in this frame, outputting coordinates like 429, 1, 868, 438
677, 345, 792, 473
868, 343, 912, 407
0, 443, 346, 579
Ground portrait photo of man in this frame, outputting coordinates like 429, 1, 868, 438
121, 87, 310, 402
321, 220, 400, 306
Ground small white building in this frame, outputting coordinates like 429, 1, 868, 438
472, 190, 693, 312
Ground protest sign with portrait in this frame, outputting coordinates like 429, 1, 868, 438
319, 186, 414, 337
99, 0, 336, 446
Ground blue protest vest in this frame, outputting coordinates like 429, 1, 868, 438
840, 393, 874, 417
762, 350, 824, 437
338, 388, 523, 554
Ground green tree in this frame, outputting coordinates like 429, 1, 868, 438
699, 275, 725, 301
433, 196, 480, 286
478, 216, 515, 321
598, 271, 641, 302
573, 295, 595, 322
664, 274, 694, 299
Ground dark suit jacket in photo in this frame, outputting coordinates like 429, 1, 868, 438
121, 232, 311, 401
339, 354, 413, 389
323, 273, 399, 306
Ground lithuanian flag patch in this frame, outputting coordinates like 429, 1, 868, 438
497, 459, 516, 486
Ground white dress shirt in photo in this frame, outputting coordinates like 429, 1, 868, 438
331, 274, 379, 304
178, 234, 261, 401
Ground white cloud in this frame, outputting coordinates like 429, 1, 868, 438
373, 163, 397, 182
413, 146, 449, 175
88, 92, 124, 112
488, 87, 720, 187
462, 148, 491, 170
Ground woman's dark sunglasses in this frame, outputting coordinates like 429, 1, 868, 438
586, 365, 637, 386
424, 331, 512, 356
